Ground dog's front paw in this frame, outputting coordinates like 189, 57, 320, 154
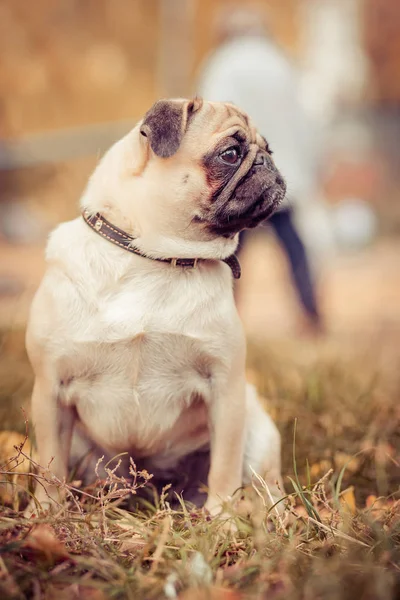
203, 495, 222, 517
203, 495, 239, 533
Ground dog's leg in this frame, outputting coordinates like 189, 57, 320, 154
242, 383, 285, 511
26, 376, 75, 514
204, 371, 247, 515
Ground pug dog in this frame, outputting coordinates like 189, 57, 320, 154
26, 98, 286, 515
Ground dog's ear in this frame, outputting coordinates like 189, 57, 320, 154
139, 98, 203, 158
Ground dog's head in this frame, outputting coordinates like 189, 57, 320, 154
82, 98, 286, 259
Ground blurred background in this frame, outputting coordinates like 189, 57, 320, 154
0, 0, 399, 447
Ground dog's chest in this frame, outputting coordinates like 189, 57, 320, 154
95, 274, 231, 345
60, 270, 236, 453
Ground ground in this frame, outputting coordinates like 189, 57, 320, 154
0, 233, 399, 599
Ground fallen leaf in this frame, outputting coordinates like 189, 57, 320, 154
0, 430, 37, 504
0, 431, 37, 469
335, 452, 361, 474
24, 524, 70, 562
366, 495, 378, 509
365, 495, 397, 521
310, 460, 331, 479
340, 487, 357, 515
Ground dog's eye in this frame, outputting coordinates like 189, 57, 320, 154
220, 146, 241, 165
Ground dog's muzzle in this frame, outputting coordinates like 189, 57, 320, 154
208, 149, 286, 236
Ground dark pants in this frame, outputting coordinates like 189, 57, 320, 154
237, 207, 320, 324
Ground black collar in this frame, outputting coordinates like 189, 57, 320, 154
82, 211, 241, 279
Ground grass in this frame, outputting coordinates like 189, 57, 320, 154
0, 329, 399, 599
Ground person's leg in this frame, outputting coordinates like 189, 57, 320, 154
269, 207, 321, 327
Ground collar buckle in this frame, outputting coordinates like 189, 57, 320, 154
171, 257, 198, 269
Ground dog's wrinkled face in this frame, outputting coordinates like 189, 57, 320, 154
139, 98, 286, 237
83, 98, 286, 252
199, 109, 286, 237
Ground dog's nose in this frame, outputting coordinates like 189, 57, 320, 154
254, 151, 276, 169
